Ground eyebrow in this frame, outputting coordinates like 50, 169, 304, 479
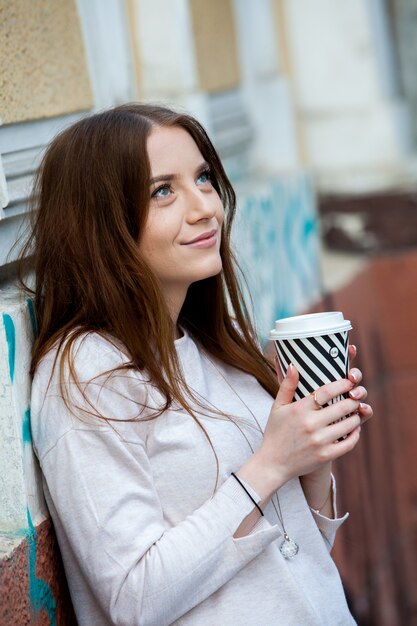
149, 161, 210, 185
149, 174, 175, 185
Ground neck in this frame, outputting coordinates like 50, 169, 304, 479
163, 285, 188, 339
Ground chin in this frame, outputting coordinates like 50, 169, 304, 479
205, 259, 223, 279
193, 261, 223, 283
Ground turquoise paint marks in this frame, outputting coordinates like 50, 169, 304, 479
303, 217, 316, 241
236, 174, 319, 341
286, 187, 311, 295
26, 508, 57, 625
27, 298, 38, 338
2, 313, 15, 383
1, 527, 28, 540
22, 408, 32, 444
259, 196, 273, 215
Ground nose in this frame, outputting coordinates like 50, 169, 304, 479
185, 186, 217, 222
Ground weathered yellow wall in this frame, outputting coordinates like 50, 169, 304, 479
189, 0, 241, 93
0, 0, 93, 125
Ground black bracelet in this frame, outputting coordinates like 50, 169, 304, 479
231, 472, 264, 516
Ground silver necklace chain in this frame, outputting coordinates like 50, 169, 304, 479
202, 353, 299, 558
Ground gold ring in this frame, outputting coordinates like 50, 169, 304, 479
312, 391, 323, 409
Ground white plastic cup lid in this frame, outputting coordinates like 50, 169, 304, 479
269, 311, 352, 340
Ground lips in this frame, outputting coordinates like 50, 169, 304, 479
183, 229, 217, 245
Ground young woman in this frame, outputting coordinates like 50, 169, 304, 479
26, 104, 372, 625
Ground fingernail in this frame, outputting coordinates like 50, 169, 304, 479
350, 369, 360, 382
359, 402, 368, 410
349, 389, 360, 399
287, 363, 295, 375
351, 345, 357, 352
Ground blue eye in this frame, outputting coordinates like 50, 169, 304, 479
152, 185, 171, 199
197, 170, 211, 185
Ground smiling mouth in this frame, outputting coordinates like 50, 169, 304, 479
184, 229, 217, 245
182, 230, 218, 249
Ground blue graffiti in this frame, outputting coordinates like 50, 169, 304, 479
26, 508, 57, 625
234, 174, 319, 340
2, 313, 15, 383
22, 408, 32, 444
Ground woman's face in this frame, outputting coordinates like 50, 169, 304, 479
139, 126, 224, 306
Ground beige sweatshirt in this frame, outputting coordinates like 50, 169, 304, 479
31, 328, 356, 626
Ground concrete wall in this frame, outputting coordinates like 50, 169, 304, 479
391, 0, 417, 144
281, 0, 412, 193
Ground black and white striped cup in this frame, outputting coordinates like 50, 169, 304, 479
269, 312, 352, 405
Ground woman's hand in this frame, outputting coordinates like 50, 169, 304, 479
299, 344, 373, 507
237, 344, 373, 511
262, 365, 362, 482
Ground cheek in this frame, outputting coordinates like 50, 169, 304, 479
138, 224, 164, 261
140, 214, 171, 250
216, 200, 225, 223
139, 224, 181, 271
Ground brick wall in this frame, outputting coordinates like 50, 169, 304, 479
313, 250, 417, 625
0, 519, 76, 626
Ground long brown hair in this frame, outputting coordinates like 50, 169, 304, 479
20, 103, 277, 448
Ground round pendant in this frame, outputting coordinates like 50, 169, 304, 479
279, 534, 299, 559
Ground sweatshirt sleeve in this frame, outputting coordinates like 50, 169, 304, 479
31, 335, 280, 626
309, 474, 349, 551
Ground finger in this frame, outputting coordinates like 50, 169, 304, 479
348, 368, 362, 385
348, 385, 367, 401
348, 344, 357, 362
273, 355, 284, 385
310, 390, 323, 410
274, 363, 299, 407
326, 422, 362, 460
358, 402, 373, 424
314, 378, 354, 406
316, 397, 360, 426
322, 412, 361, 444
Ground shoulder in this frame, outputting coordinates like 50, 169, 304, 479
31, 331, 151, 456
34, 330, 131, 388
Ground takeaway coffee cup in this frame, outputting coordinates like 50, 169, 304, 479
269, 311, 352, 405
